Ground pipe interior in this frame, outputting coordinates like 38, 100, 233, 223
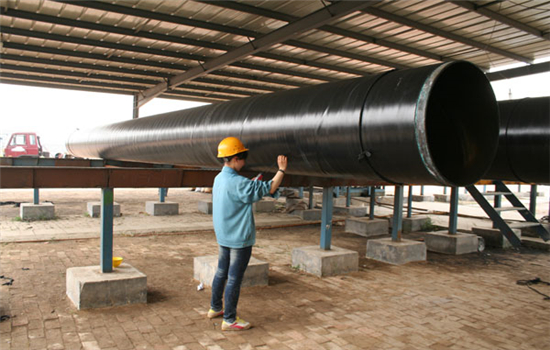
425, 62, 499, 186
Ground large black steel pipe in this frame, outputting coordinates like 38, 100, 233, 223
486, 97, 550, 184
67, 61, 499, 187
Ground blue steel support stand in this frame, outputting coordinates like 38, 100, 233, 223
100, 188, 114, 273
420, 186, 425, 196
369, 186, 376, 220
308, 186, 314, 209
391, 186, 404, 242
346, 187, 351, 207
530, 185, 537, 215
320, 187, 333, 250
443, 187, 448, 195
407, 185, 413, 218
449, 187, 459, 234
298, 187, 304, 199
33, 188, 39, 205
159, 188, 167, 203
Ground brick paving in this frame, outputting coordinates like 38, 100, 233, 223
1, 225, 549, 350
1, 188, 549, 349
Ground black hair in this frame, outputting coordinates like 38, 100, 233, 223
222, 151, 248, 163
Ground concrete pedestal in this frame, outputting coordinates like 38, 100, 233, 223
471, 227, 520, 249
516, 222, 550, 238
366, 238, 426, 265
66, 264, 147, 310
402, 216, 431, 233
334, 205, 368, 217
254, 200, 276, 213
198, 200, 212, 214
145, 201, 179, 216
291, 246, 358, 277
345, 217, 389, 237
411, 195, 434, 202
424, 231, 478, 255
87, 202, 121, 218
521, 237, 550, 251
333, 197, 347, 207
194, 255, 269, 288
292, 209, 322, 221
434, 194, 473, 203
20, 203, 55, 220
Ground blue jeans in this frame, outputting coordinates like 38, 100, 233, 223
210, 245, 252, 323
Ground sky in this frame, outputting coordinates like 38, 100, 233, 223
0, 69, 549, 155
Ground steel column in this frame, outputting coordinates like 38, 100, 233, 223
530, 185, 538, 215
308, 186, 314, 209
407, 185, 413, 218
420, 185, 425, 196
391, 186, 404, 242
100, 188, 114, 273
449, 187, 459, 234
346, 186, 351, 207
320, 186, 333, 250
298, 187, 304, 199
159, 187, 167, 202
33, 188, 39, 205
369, 186, 376, 220
443, 186, 448, 195
132, 93, 139, 119
494, 186, 502, 229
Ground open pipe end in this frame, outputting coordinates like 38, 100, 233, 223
419, 62, 499, 187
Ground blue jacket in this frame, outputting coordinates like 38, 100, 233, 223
213, 166, 278, 248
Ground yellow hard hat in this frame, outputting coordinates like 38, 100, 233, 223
217, 136, 249, 158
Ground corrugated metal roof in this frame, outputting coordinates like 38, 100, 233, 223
1, 0, 548, 106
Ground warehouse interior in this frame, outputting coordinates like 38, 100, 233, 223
0, 1, 549, 349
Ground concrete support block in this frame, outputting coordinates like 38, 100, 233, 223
198, 200, 212, 214
471, 227, 521, 249
345, 217, 389, 237
402, 216, 431, 233
333, 197, 347, 207
145, 201, 179, 216
254, 200, 276, 213
521, 237, 550, 251
434, 194, 473, 202
411, 195, 434, 202
20, 203, 55, 220
291, 245, 358, 277
194, 255, 268, 288
333, 205, 368, 217
424, 230, 478, 255
292, 209, 322, 221
66, 264, 147, 310
366, 238, 427, 265
517, 223, 550, 238
87, 202, 121, 218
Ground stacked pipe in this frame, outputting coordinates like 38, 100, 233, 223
66, 61, 499, 187
485, 97, 550, 184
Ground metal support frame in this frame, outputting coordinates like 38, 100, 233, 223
494, 187, 502, 229
369, 186, 376, 220
308, 186, 314, 209
530, 185, 537, 215
159, 187, 167, 203
298, 187, 304, 199
407, 185, 413, 218
320, 186, 333, 250
100, 188, 114, 273
443, 186, 448, 195
346, 186, 351, 207
33, 188, 39, 205
391, 186, 404, 242
420, 185, 425, 196
449, 187, 459, 234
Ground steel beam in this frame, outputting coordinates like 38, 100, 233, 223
486, 62, 550, 81
100, 188, 114, 273
138, 1, 375, 106
203, 0, 445, 63
452, 1, 549, 41
320, 187, 334, 250
364, 7, 532, 64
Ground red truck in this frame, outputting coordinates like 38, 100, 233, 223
3, 132, 49, 158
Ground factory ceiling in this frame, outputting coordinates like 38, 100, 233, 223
0, 0, 549, 107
